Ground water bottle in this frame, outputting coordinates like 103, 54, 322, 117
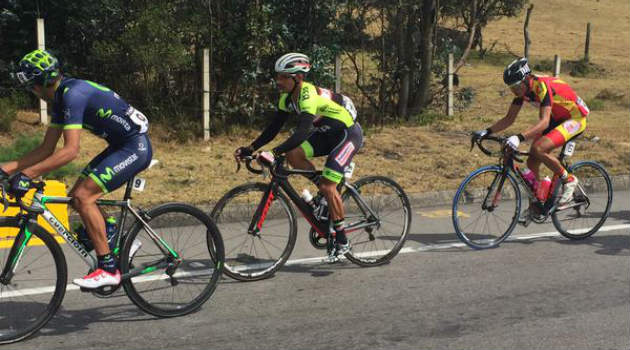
105, 216, 118, 251
301, 189, 316, 208
73, 222, 93, 251
344, 162, 355, 179
520, 167, 538, 191
72, 216, 118, 252
536, 176, 552, 201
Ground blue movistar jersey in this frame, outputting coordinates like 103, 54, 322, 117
51, 78, 148, 145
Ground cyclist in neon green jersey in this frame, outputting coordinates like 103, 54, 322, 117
3, 49, 152, 288
235, 52, 363, 260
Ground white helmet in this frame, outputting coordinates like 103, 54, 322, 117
274, 52, 311, 74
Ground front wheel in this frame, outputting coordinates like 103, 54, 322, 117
210, 183, 297, 281
341, 176, 411, 266
121, 203, 224, 317
452, 166, 521, 249
552, 161, 613, 239
0, 219, 67, 344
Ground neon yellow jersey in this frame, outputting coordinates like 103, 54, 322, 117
278, 82, 357, 128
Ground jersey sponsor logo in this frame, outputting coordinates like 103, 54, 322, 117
99, 167, 116, 183
301, 86, 311, 100
97, 108, 113, 119
562, 120, 580, 134
318, 88, 332, 99
113, 153, 139, 173
138, 142, 147, 151
63, 108, 71, 120
110, 114, 131, 131
334, 142, 355, 166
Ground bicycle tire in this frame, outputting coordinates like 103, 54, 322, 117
0, 218, 67, 344
342, 176, 411, 266
552, 161, 613, 239
452, 165, 521, 249
121, 203, 224, 317
210, 182, 297, 281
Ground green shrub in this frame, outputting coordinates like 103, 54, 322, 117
0, 133, 81, 180
455, 87, 476, 110
584, 98, 605, 111
414, 111, 442, 126
0, 98, 18, 132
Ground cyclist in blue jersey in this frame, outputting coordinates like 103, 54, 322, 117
3, 49, 152, 288
235, 53, 363, 261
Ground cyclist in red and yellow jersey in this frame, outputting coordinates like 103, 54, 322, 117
473, 57, 589, 205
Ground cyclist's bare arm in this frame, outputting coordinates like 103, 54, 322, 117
21, 128, 81, 178
488, 101, 521, 133
0, 126, 62, 174
521, 106, 552, 140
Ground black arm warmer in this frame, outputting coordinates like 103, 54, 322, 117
250, 111, 289, 150
272, 112, 316, 155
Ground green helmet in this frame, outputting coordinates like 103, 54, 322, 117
12, 49, 61, 88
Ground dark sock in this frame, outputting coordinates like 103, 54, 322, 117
98, 253, 117, 273
333, 219, 347, 244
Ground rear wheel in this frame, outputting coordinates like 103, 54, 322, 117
0, 219, 67, 344
552, 161, 613, 239
121, 203, 224, 317
342, 176, 411, 266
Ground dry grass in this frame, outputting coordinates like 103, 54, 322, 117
3, 0, 628, 207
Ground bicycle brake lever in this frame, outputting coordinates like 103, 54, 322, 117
234, 156, 242, 173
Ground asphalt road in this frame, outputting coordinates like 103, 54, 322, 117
6, 190, 629, 350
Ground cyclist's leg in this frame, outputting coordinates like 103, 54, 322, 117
539, 117, 586, 203
289, 128, 331, 183
533, 117, 586, 175
73, 134, 152, 288
320, 124, 363, 253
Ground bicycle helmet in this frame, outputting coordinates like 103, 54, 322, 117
503, 57, 530, 86
12, 49, 61, 88
274, 53, 311, 74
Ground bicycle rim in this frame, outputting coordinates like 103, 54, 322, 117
121, 203, 224, 317
210, 183, 297, 281
342, 176, 411, 266
452, 166, 521, 249
0, 219, 67, 344
552, 161, 613, 239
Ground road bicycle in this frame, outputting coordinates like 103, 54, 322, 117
0, 174, 224, 344
210, 155, 411, 281
452, 135, 612, 249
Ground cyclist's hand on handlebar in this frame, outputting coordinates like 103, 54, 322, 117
234, 146, 254, 161
8, 172, 32, 198
506, 135, 521, 151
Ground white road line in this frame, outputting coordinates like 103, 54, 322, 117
2, 223, 628, 298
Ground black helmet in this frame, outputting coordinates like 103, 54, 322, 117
503, 57, 531, 86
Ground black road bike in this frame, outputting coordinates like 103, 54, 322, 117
211, 155, 411, 281
452, 135, 612, 249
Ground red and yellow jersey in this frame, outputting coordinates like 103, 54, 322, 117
514, 75, 590, 122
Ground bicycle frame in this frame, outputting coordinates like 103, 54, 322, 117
483, 138, 576, 217
248, 165, 380, 238
0, 180, 179, 285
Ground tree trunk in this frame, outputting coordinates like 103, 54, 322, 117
396, 3, 409, 119
410, 0, 435, 114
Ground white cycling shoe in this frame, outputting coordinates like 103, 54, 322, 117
73, 269, 121, 289
559, 175, 579, 204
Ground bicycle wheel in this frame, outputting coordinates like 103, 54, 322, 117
120, 203, 224, 317
341, 176, 411, 266
452, 165, 521, 249
0, 219, 67, 344
552, 161, 613, 239
210, 183, 297, 281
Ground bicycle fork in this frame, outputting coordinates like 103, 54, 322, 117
0, 222, 33, 285
248, 183, 277, 236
